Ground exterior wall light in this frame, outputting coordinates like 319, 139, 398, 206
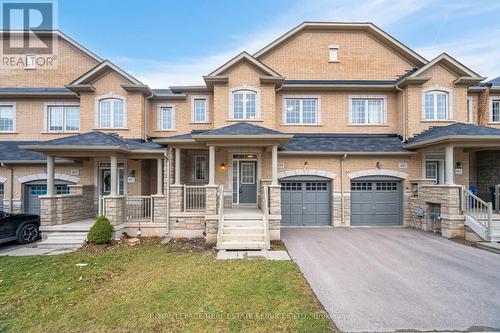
220, 162, 226, 171
304, 161, 309, 169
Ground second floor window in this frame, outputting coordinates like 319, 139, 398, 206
284, 98, 319, 124
491, 98, 500, 123
424, 91, 448, 120
350, 98, 385, 125
47, 106, 80, 132
193, 98, 208, 123
99, 98, 124, 128
0, 105, 15, 132
160, 106, 175, 130
232, 90, 257, 120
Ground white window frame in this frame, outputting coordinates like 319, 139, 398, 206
328, 44, 339, 62
421, 86, 453, 121
44, 102, 80, 132
348, 95, 388, 125
467, 97, 474, 123
157, 104, 176, 131
422, 151, 445, 184
229, 87, 261, 120
193, 154, 208, 182
489, 96, 500, 124
282, 95, 321, 125
190, 95, 209, 123
95, 93, 127, 129
0, 102, 16, 133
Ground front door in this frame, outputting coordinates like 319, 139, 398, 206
99, 162, 125, 196
238, 161, 257, 204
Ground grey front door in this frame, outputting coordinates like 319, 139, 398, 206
350, 179, 402, 226
280, 178, 331, 226
238, 161, 257, 204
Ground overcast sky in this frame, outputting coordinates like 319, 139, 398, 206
57, 0, 500, 87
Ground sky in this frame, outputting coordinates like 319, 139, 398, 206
55, 0, 500, 88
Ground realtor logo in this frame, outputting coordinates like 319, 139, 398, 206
1, 0, 58, 69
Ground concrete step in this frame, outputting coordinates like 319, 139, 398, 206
223, 226, 264, 234
38, 239, 86, 249
217, 241, 267, 250
44, 232, 88, 237
222, 233, 265, 242
224, 215, 263, 221
224, 220, 263, 228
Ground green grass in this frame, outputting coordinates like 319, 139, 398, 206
0, 239, 332, 333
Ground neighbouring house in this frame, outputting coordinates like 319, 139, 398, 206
1, 22, 500, 250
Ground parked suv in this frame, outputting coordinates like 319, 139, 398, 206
0, 211, 40, 245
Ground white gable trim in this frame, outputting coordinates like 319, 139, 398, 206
71, 60, 143, 86
209, 52, 282, 77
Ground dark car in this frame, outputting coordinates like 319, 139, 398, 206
0, 211, 40, 245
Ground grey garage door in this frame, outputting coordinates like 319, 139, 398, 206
24, 182, 71, 215
350, 177, 402, 226
0, 183, 3, 211
280, 176, 331, 226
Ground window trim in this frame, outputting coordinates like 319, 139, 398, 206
328, 44, 339, 63
489, 96, 500, 124
229, 86, 261, 120
282, 94, 321, 125
190, 95, 210, 123
193, 154, 208, 182
157, 104, 176, 131
0, 102, 16, 133
44, 102, 80, 133
348, 95, 388, 125
422, 151, 445, 184
95, 93, 127, 129
421, 86, 453, 121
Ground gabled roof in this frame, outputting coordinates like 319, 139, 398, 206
20, 131, 163, 152
487, 76, 500, 87
68, 60, 144, 86
194, 122, 287, 137
408, 53, 484, 81
280, 134, 410, 154
207, 52, 283, 78
253, 21, 428, 67
405, 123, 500, 148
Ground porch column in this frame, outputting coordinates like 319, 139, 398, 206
445, 145, 454, 185
271, 145, 278, 185
156, 158, 163, 195
110, 154, 118, 196
175, 148, 181, 185
209, 145, 215, 185
46, 155, 55, 196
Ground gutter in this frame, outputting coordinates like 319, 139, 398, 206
1, 163, 14, 213
165, 149, 170, 234
278, 151, 416, 156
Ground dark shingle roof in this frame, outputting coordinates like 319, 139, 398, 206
281, 134, 406, 152
197, 122, 284, 136
0, 141, 48, 161
406, 123, 500, 145
487, 76, 500, 86
30, 131, 163, 150
151, 88, 181, 95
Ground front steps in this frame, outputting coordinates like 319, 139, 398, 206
38, 220, 94, 250
218, 215, 268, 250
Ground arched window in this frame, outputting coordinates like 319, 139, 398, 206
231, 89, 257, 120
99, 98, 124, 128
423, 91, 449, 120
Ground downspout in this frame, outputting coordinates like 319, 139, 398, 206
395, 83, 406, 141
165, 149, 170, 234
340, 153, 347, 225
1, 163, 14, 213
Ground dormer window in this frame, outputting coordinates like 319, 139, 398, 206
329, 44, 339, 62
231, 89, 258, 120
423, 91, 449, 120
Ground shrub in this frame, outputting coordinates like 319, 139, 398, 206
87, 216, 114, 244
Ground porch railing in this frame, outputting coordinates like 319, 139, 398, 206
262, 185, 271, 250
184, 185, 206, 212
462, 186, 491, 230
125, 196, 153, 222
216, 185, 224, 246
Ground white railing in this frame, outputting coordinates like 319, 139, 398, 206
125, 196, 153, 222
462, 186, 491, 230
184, 185, 206, 212
216, 185, 224, 246
262, 185, 271, 250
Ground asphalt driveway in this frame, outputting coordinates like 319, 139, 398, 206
282, 227, 500, 332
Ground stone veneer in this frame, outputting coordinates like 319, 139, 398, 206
408, 180, 465, 239
103, 196, 124, 226
40, 185, 94, 226
476, 151, 500, 202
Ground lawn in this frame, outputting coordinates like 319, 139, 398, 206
0, 239, 333, 332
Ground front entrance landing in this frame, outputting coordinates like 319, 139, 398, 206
283, 227, 500, 332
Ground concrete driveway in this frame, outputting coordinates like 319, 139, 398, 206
282, 227, 500, 332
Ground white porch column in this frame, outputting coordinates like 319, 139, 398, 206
209, 145, 215, 185
175, 148, 181, 185
156, 158, 163, 195
110, 155, 118, 196
271, 145, 278, 185
46, 155, 55, 196
445, 145, 454, 185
